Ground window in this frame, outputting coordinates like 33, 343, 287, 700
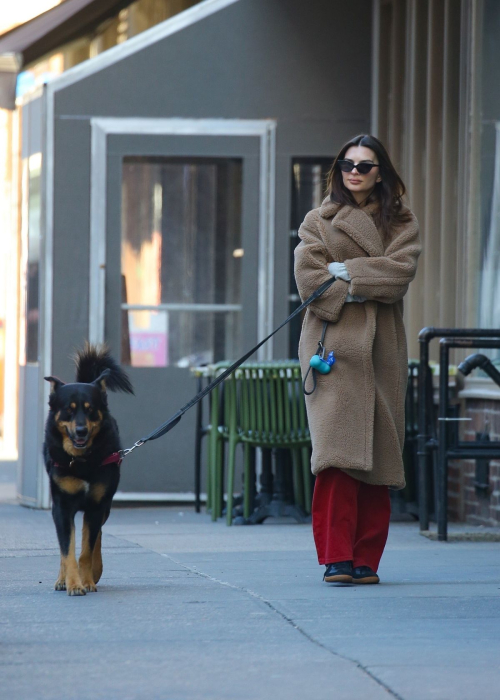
121, 157, 243, 367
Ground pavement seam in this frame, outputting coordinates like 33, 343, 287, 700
109, 529, 403, 697
156, 551, 405, 700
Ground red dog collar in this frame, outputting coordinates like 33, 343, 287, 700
52, 452, 123, 469
101, 452, 123, 466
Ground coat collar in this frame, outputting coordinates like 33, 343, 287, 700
319, 197, 384, 257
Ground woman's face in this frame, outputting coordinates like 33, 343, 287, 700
340, 145, 381, 203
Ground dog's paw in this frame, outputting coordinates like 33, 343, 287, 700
54, 579, 66, 591
66, 578, 87, 596
67, 585, 87, 596
82, 580, 97, 593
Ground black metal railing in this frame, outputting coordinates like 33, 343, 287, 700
417, 328, 500, 541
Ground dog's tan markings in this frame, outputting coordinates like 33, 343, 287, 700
90, 483, 107, 503
60, 528, 86, 596
62, 438, 87, 457
98, 410, 103, 421
79, 520, 97, 592
92, 531, 103, 584
86, 418, 101, 437
82, 417, 102, 450
84, 402, 90, 409
57, 419, 75, 436
55, 411, 60, 421
70, 402, 76, 409
56, 419, 88, 457
53, 475, 87, 494
54, 559, 67, 591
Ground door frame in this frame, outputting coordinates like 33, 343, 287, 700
89, 117, 277, 358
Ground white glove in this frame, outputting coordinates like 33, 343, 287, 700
328, 261, 351, 281
328, 262, 366, 302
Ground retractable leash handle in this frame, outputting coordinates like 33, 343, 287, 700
120, 276, 336, 455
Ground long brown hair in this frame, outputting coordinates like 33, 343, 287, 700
325, 134, 412, 236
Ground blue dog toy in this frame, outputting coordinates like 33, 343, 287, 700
303, 321, 336, 395
309, 350, 336, 374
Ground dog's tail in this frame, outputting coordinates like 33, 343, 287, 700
74, 342, 134, 394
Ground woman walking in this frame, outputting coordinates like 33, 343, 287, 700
294, 134, 422, 585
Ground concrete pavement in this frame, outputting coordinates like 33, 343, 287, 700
1, 500, 500, 700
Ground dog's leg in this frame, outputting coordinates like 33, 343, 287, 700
52, 500, 86, 596
55, 559, 66, 591
92, 506, 110, 584
52, 498, 67, 590
79, 511, 103, 591
92, 531, 103, 584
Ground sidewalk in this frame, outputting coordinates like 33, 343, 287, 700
1, 500, 499, 700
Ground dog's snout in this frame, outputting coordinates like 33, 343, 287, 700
75, 425, 88, 438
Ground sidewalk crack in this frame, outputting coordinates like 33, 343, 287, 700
159, 552, 404, 700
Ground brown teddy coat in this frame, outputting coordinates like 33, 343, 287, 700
294, 197, 422, 490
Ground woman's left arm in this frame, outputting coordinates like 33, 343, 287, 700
343, 214, 422, 304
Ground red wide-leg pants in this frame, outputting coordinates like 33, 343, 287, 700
312, 467, 391, 572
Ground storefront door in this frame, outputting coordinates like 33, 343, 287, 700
89, 119, 275, 497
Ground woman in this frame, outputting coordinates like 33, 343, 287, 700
294, 134, 421, 585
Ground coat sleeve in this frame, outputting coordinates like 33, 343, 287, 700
343, 212, 422, 304
294, 211, 349, 323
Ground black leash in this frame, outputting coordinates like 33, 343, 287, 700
121, 276, 336, 458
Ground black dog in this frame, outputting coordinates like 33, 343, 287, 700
43, 343, 133, 596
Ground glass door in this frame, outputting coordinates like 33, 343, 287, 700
100, 130, 265, 495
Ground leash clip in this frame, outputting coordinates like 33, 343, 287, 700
121, 439, 145, 458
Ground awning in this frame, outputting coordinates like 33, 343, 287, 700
0, 0, 134, 108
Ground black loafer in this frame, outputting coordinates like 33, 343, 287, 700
324, 560, 353, 583
352, 566, 380, 584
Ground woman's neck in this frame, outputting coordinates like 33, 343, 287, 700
353, 187, 376, 206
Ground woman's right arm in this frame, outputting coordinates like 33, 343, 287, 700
294, 211, 349, 323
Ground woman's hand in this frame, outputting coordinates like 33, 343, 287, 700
328, 262, 366, 302
328, 262, 351, 281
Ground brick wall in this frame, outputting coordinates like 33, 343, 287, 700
447, 399, 500, 526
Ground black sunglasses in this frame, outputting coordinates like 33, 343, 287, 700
337, 159, 380, 175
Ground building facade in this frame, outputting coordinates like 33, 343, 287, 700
373, 0, 500, 525
0, 0, 499, 523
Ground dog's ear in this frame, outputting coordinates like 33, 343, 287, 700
92, 369, 111, 393
44, 376, 65, 395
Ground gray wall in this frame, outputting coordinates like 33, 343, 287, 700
51, 0, 372, 376
18, 95, 45, 506
47, 0, 372, 492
